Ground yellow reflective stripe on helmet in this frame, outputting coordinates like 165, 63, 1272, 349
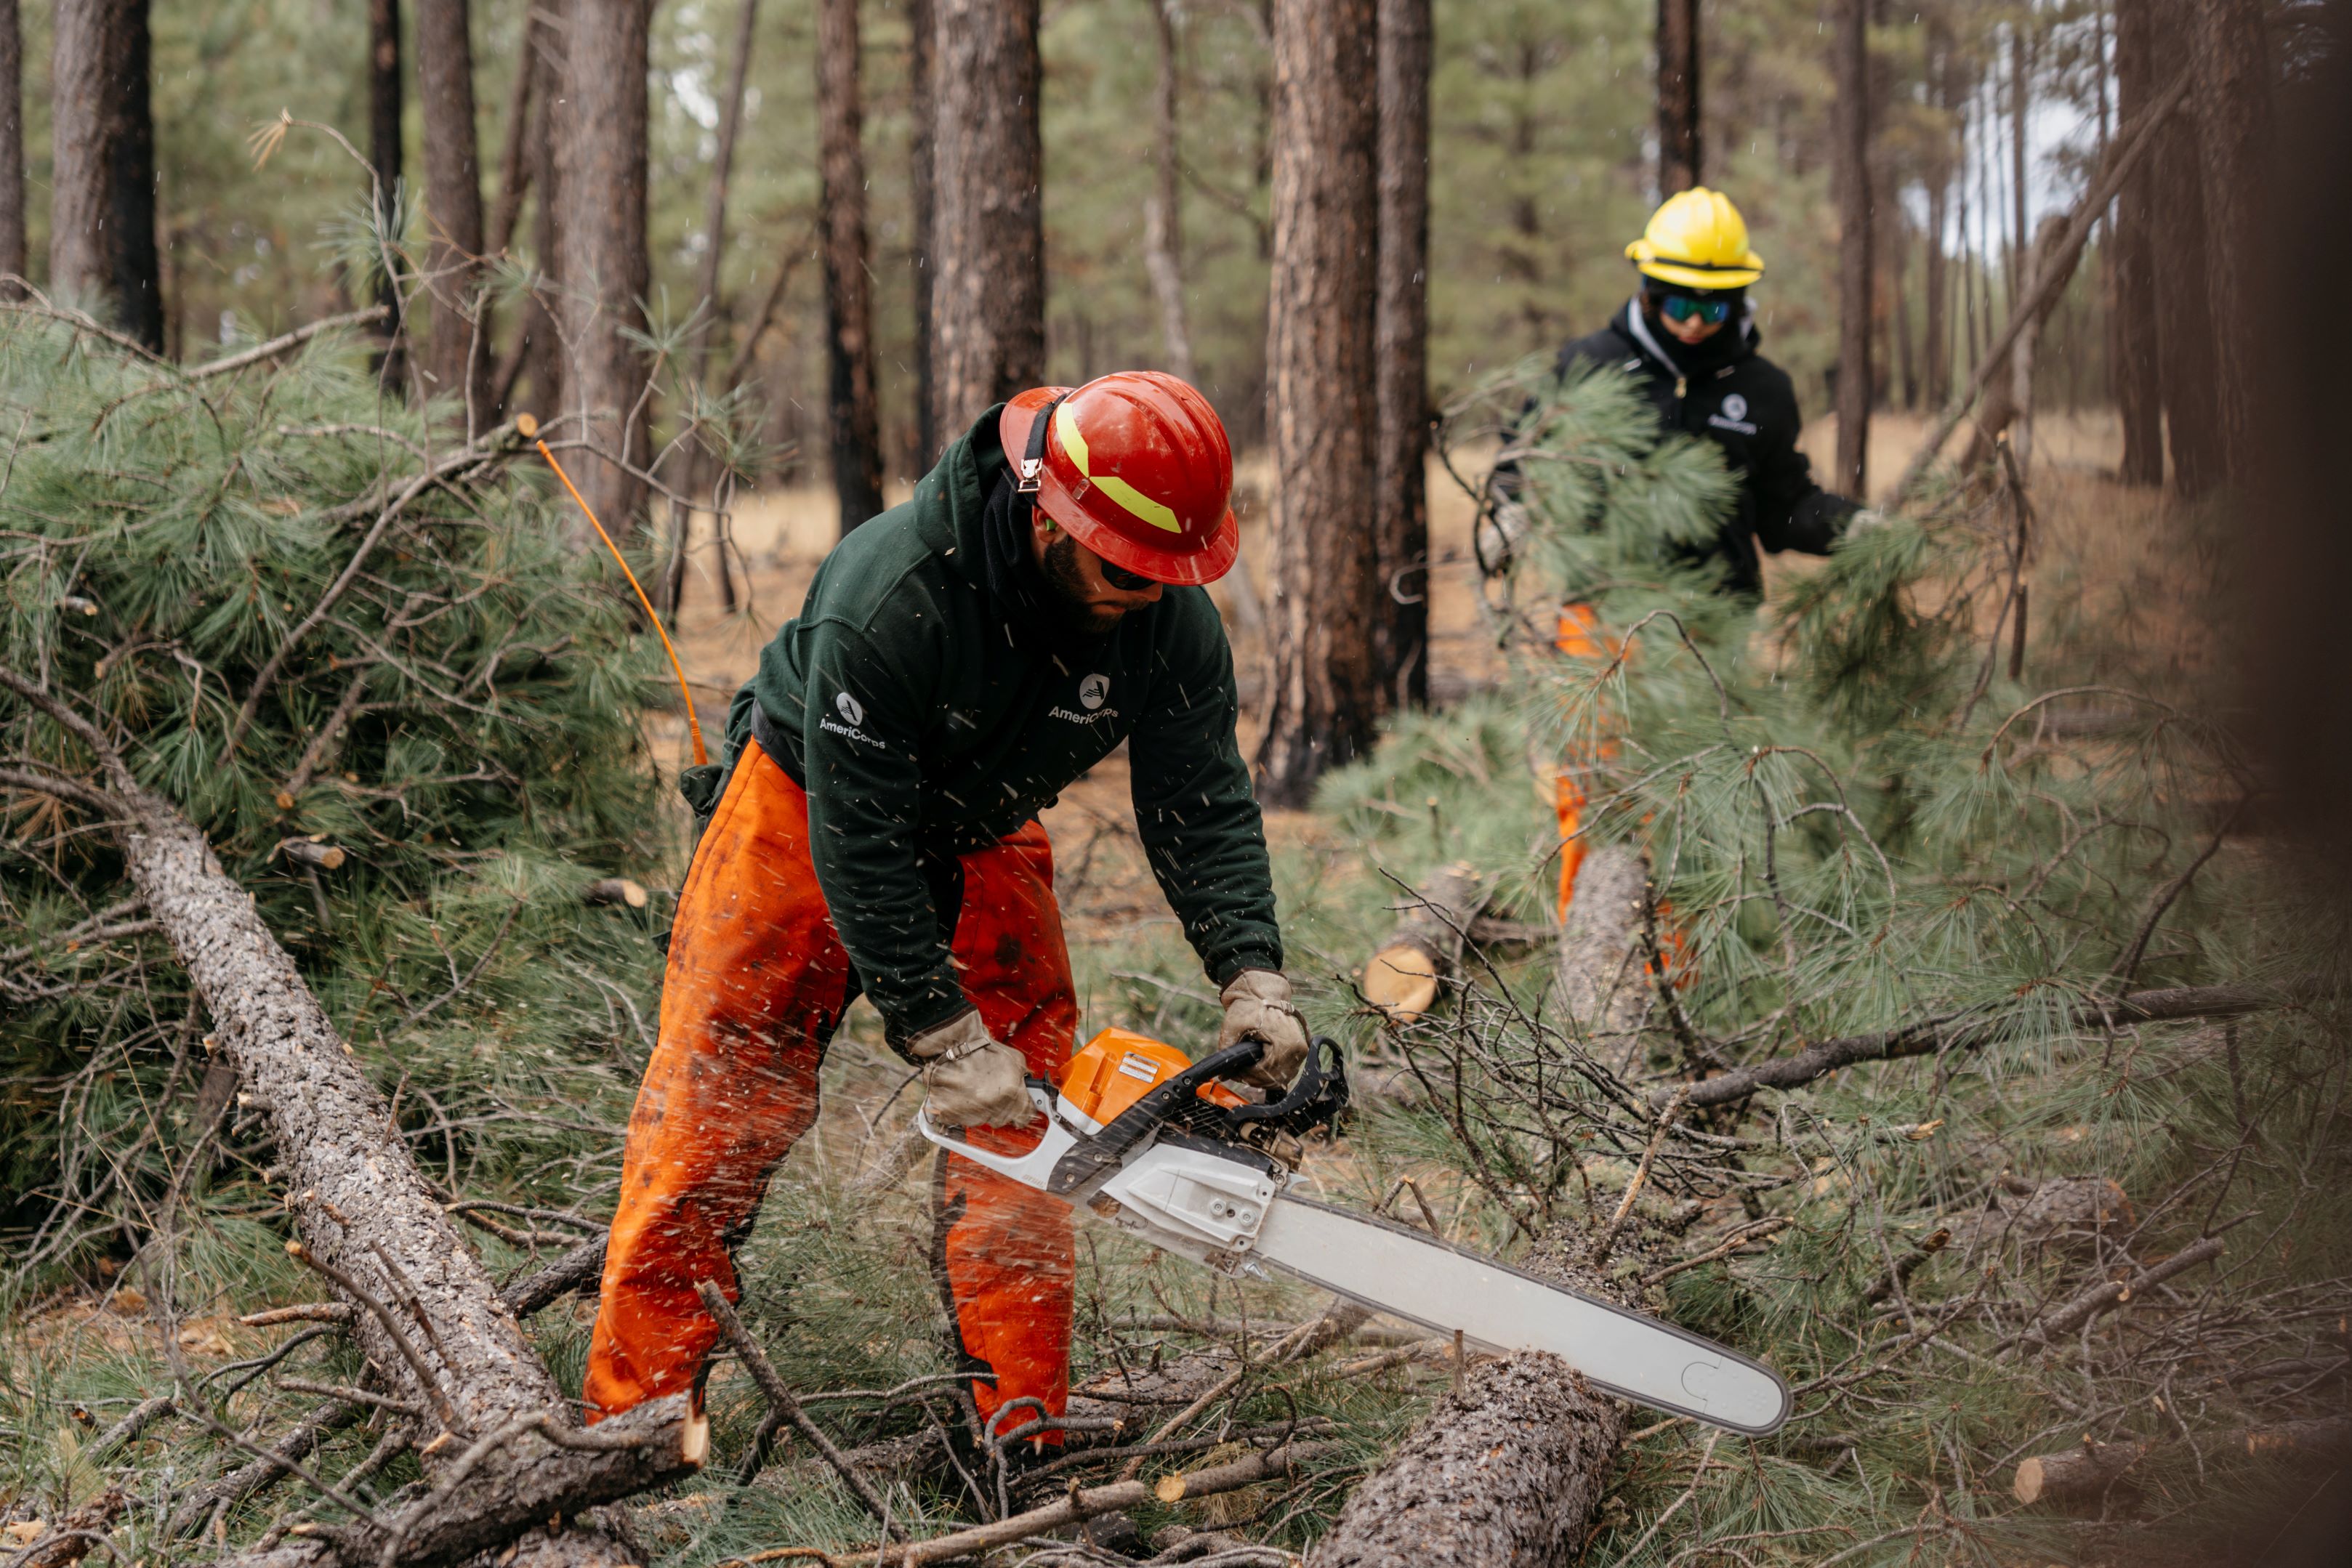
1055, 402, 1183, 534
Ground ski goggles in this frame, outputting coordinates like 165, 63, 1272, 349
1655, 292, 1736, 326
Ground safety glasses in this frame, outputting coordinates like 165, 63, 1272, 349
1657, 293, 1734, 326
1098, 558, 1159, 592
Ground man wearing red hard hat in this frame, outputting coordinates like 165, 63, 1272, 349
582, 372, 1302, 1450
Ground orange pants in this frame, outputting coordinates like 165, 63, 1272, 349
584, 739, 1078, 1434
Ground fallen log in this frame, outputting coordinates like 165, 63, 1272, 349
1361, 862, 1486, 1024
1665, 982, 2291, 1111
2013, 1415, 2352, 1508
1310, 846, 1654, 1567
0, 668, 704, 1568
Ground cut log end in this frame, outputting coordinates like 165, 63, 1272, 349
1362, 939, 1442, 1022
584, 877, 649, 910
679, 1411, 709, 1469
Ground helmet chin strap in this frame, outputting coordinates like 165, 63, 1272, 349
1016, 391, 1074, 498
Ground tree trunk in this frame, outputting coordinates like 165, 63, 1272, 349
553, 0, 652, 542
2010, 22, 2030, 305
51, 0, 163, 349
521, 11, 565, 424
2112, 0, 2164, 485
1257, 0, 1378, 807
1309, 848, 1649, 1567
2149, 0, 2225, 497
906, 0, 938, 466
416, 0, 490, 431
0, 670, 712, 1568
0, 0, 23, 291
1923, 26, 1951, 411
1654, 0, 1699, 198
1143, 0, 1194, 384
1890, 209, 1914, 409
659, 0, 758, 615
366, 0, 406, 379
930, 0, 1044, 438
485, 20, 539, 259
1831, 0, 1871, 496
1373, 0, 1430, 714
821, 0, 886, 533
2189, 0, 2271, 486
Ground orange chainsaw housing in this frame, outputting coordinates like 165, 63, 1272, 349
1058, 1027, 1247, 1131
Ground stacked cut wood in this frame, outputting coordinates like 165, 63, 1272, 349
1309, 845, 1654, 1566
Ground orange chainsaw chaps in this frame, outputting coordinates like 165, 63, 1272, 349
1550, 602, 1694, 988
583, 739, 1079, 1439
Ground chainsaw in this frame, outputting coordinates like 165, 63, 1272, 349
917, 1027, 1791, 1435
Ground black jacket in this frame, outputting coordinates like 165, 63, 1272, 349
1507, 299, 1858, 595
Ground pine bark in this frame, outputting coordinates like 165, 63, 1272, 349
2188, 0, 2271, 485
2148, 0, 2225, 497
1654, 0, 1699, 198
929, 0, 1044, 438
1372, 0, 1430, 714
416, 0, 491, 429
366, 0, 406, 377
1257, 0, 1379, 807
2111, 0, 2164, 486
1143, 0, 1194, 384
1830, 0, 1871, 495
820, 0, 886, 533
1309, 848, 1649, 1566
50, 0, 163, 349
906, 0, 938, 464
552, 0, 653, 541
521, 31, 565, 422
0, 0, 23, 291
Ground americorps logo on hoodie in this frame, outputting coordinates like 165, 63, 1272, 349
1052, 673, 1119, 725
821, 687, 885, 746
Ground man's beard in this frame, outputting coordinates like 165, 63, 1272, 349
1039, 532, 1129, 636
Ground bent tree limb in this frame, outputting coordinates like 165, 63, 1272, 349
1664, 982, 2292, 1112
0, 667, 704, 1568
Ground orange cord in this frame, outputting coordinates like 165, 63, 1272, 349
525, 422, 707, 766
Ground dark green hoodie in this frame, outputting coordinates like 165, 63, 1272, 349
725, 405, 1279, 1048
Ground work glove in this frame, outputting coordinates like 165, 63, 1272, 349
1217, 969, 1310, 1092
1475, 498, 1531, 577
1841, 507, 1888, 538
909, 1009, 1036, 1130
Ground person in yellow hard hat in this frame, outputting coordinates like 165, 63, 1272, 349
1490, 187, 1863, 596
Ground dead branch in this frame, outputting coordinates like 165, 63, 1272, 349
1666, 983, 2292, 1111
2014, 1234, 2226, 1351
697, 1280, 896, 1526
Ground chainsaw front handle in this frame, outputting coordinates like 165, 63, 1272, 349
914, 1081, 1074, 1189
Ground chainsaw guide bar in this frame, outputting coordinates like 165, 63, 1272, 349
918, 1032, 1791, 1434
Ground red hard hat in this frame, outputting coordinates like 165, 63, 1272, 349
997, 371, 1240, 586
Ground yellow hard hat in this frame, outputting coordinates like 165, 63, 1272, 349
1625, 187, 1765, 291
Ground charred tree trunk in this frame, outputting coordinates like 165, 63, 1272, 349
1372, 0, 1430, 714
1655, 0, 1699, 198
553, 0, 653, 542
2189, 0, 2271, 486
1143, 0, 1194, 384
0, 0, 23, 291
51, 0, 163, 349
907, 0, 938, 466
2112, 0, 2164, 485
2149, 0, 2224, 497
821, 0, 886, 533
416, 0, 491, 429
930, 0, 1044, 437
1310, 847, 1651, 1566
1831, 0, 1871, 495
366, 0, 406, 380
1257, 0, 1379, 807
